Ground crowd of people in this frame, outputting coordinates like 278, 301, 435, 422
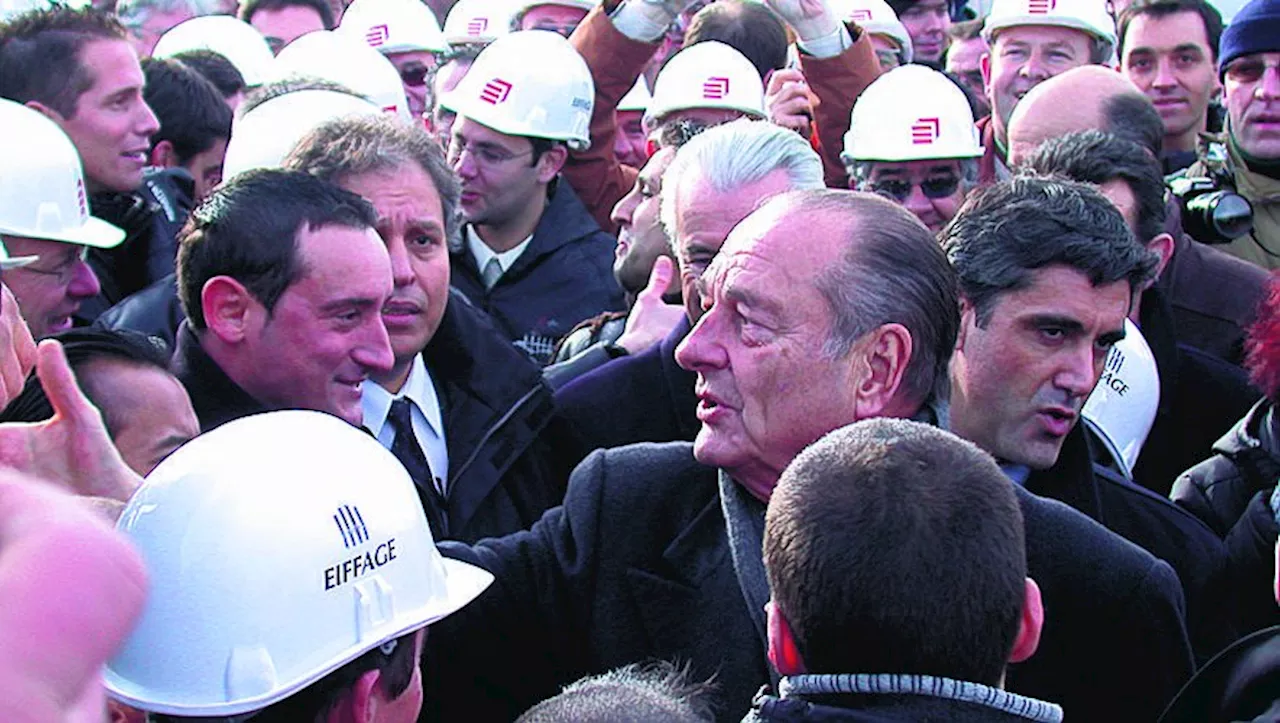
0, 0, 1279, 719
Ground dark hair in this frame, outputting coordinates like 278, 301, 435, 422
793, 190, 959, 408
239, 76, 366, 115
1024, 130, 1167, 245
142, 57, 233, 163
684, 0, 788, 80
765, 418, 1027, 684
238, 0, 334, 29
176, 169, 377, 330
171, 49, 247, 99
942, 175, 1159, 326
0, 327, 171, 437
0, 6, 129, 117
147, 629, 420, 723
1118, 0, 1224, 61
285, 114, 463, 251
946, 16, 984, 42
1101, 91, 1166, 157
516, 662, 716, 723
1246, 273, 1280, 401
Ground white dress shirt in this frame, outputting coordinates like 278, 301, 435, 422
362, 356, 449, 494
467, 225, 532, 276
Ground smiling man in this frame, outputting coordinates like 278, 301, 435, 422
172, 169, 395, 431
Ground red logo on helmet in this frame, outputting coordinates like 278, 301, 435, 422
1028, 0, 1056, 14
911, 117, 941, 144
467, 17, 488, 35
849, 8, 874, 22
703, 76, 730, 100
75, 177, 87, 216
480, 78, 513, 105
365, 23, 389, 46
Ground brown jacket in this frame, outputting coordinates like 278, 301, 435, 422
795, 23, 882, 189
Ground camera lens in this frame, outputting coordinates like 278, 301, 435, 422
1185, 191, 1253, 242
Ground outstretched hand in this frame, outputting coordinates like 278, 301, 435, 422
0, 284, 37, 410
766, 67, 819, 138
617, 256, 686, 355
762, 0, 840, 41
0, 340, 140, 502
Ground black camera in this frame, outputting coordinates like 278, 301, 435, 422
1168, 176, 1254, 244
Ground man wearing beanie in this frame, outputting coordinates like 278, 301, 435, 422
1184, 0, 1280, 269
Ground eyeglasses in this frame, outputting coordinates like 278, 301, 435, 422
871, 175, 962, 202
398, 64, 433, 88
16, 246, 88, 285
530, 21, 577, 37
1223, 57, 1280, 84
447, 138, 534, 168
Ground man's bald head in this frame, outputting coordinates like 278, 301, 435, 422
1007, 66, 1160, 166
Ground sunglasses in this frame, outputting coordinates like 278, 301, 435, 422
871, 174, 961, 202
399, 65, 432, 87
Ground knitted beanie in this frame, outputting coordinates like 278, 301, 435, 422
1219, 0, 1280, 79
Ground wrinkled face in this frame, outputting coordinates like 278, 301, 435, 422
131, 8, 194, 57
250, 5, 326, 53
0, 237, 100, 338
983, 25, 1094, 130
54, 40, 160, 194
183, 137, 227, 202
1223, 52, 1280, 161
518, 4, 588, 36
614, 109, 649, 169
899, 0, 951, 64
946, 36, 990, 115
950, 265, 1130, 469
340, 164, 450, 372
671, 169, 792, 324
612, 147, 675, 295
674, 203, 859, 492
448, 116, 550, 228
388, 50, 438, 119
863, 159, 967, 233
237, 224, 394, 426
80, 360, 199, 476
1121, 11, 1219, 141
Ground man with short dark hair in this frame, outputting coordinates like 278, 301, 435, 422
173, 169, 395, 430
141, 57, 231, 202
889, 0, 950, 67
753, 419, 1059, 722
945, 174, 1236, 663
1119, 0, 1224, 172
171, 48, 247, 111
238, 0, 333, 52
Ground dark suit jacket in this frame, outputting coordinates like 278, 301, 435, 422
426, 443, 1194, 723
554, 315, 698, 468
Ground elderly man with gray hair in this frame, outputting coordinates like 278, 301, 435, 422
283, 114, 578, 545
554, 118, 825, 466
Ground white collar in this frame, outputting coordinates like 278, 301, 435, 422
467, 225, 533, 274
361, 355, 444, 439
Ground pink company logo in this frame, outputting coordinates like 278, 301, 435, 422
480, 78, 513, 105
911, 117, 941, 144
849, 8, 874, 22
1028, 0, 1056, 13
365, 23, 389, 46
75, 177, 87, 216
466, 17, 488, 35
703, 76, 730, 100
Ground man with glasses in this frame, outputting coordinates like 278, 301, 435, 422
843, 64, 981, 234
1183, 0, 1280, 270
513, 0, 593, 36
443, 31, 623, 364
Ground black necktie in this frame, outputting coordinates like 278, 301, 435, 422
387, 398, 449, 539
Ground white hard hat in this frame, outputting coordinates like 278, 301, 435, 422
443, 30, 594, 150
104, 410, 492, 717
831, 0, 914, 63
1082, 319, 1160, 479
511, 0, 595, 14
0, 99, 124, 253
222, 90, 383, 180
618, 76, 651, 113
340, 0, 448, 55
273, 30, 412, 120
152, 15, 276, 87
842, 65, 981, 163
646, 41, 766, 127
982, 0, 1117, 55
444, 0, 514, 45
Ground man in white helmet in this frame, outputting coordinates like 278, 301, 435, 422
442, 30, 624, 364
103, 410, 492, 723
513, 0, 594, 35
842, 64, 982, 233
0, 100, 125, 339
341, 0, 448, 118
976, 0, 1118, 183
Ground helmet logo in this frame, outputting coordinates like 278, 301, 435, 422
366, 23, 389, 46
911, 117, 940, 145
849, 8, 874, 22
333, 504, 370, 549
481, 78, 513, 104
703, 76, 730, 100
467, 17, 488, 35
76, 177, 88, 218
1028, 0, 1056, 14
